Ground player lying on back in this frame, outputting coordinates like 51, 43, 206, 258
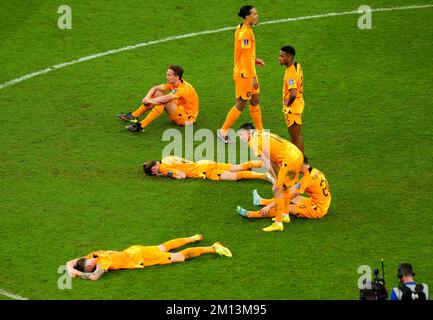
143, 155, 274, 183
118, 65, 199, 132
66, 234, 232, 281
236, 156, 331, 220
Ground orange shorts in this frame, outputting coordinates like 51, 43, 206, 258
169, 105, 197, 126
204, 163, 231, 180
276, 154, 304, 189
283, 106, 302, 128
292, 198, 328, 219
124, 245, 172, 267
235, 75, 260, 100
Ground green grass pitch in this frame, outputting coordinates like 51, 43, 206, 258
1, 0, 432, 300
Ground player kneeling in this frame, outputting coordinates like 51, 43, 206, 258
143, 155, 274, 183
237, 156, 331, 220
66, 235, 231, 281
118, 65, 199, 132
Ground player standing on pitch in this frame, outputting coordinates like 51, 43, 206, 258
217, 5, 265, 144
279, 46, 305, 153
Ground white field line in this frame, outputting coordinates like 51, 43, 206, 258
0, 4, 431, 91
0, 289, 29, 300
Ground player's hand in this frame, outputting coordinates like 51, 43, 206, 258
272, 184, 281, 193
252, 77, 259, 90
142, 97, 150, 105
255, 58, 265, 67
259, 206, 271, 216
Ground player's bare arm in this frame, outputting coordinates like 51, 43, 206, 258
255, 58, 265, 67
66, 258, 81, 277
143, 84, 169, 101
174, 171, 186, 179
80, 268, 106, 281
284, 88, 298, 107
143, 93, 175, 106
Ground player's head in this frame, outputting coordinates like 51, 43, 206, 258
75, 258, 97, 273
143, 160, 160, 176
238, 5, 258, 25
397, 262, 415, 283
279, 45, 296, 65
166, 65, 184, 84
237, 122, 255, 143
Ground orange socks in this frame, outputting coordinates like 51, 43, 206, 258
249, 104, 263, 130
179, 247, 215, 260
236, 171, 267, 181
274, 198, 284, 223
241, 160, 263, 170
247, 208, 276, 218
162, 237, 195, 251
259, 198, 275, 206
139, 104, 165, 128
221, 107, 242, 136
132, 104, 152, 118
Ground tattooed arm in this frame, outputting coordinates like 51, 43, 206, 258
80, 268, 106, 281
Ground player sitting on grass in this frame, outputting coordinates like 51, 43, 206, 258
118, 64, 199, 132
66, 235, 231, 281
143, 155, 274, 183
237, 123, 303, 232
236, 156, 331, 220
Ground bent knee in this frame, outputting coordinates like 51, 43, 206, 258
170, 252, 185, 263
158, 245, 168, 252
250, 95, 260, 105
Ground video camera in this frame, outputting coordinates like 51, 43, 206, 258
359, 260, 388, 300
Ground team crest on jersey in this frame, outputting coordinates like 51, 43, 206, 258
289, 79, 294, 85
171, 89, 177, 94
243, 39, 249, 45
295, 182, 301, 189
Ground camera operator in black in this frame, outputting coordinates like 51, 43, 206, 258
390, 263, 429, 300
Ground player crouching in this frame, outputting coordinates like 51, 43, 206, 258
236, 156, 331, 221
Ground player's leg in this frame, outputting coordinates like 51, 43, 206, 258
170, 243, 232, 262
218, 97, 247, 143
229, 160, 263, 172
119, 89, 166, 121
249, 93, 263, 130
263, 165, 295, 231
288, 122, 304, 154
219, 170, 268, 181
158, 234, 203, 252
291, 196, 326, 219
237, 205, 276, 219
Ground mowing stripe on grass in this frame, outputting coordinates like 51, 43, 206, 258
0, 289, 29, 300
0, 4, 432, 91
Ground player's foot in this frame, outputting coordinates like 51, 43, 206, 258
265, 173, 275, 184
217, 129, 234, 144
272, 215, 291, 224
212, 242, 232, 257
126, 122, 144, 132
263, 223, 284, 232
236, 206, 249, 218
118, 112, 138, 123
192, 234, 203, 242
252, 189, 261, 206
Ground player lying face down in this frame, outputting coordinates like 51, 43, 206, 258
66, 235, 232, 281
142, 155, 274, 183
